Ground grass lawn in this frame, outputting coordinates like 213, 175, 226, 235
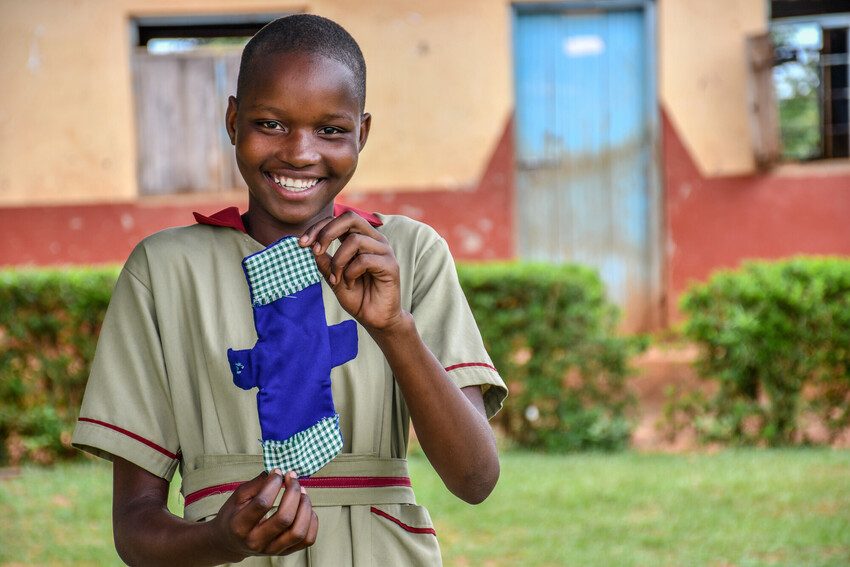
1, 449, 848, 566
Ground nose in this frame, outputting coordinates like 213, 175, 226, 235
276, 129, 320, 168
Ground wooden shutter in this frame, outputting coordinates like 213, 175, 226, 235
133, 50, 244, 195
746, 33, 781, 168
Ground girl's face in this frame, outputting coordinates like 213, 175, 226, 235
226, 51, 370, 240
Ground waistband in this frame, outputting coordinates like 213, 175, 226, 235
181, 453, 415, 522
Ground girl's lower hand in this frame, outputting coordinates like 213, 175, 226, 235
300, 211, 404, 332
211, 470, 319, 560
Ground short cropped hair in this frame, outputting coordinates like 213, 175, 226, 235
237, 14, 367, 110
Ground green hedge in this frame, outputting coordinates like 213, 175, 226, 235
457, 263, 645, 452
0, 263, 640, 464
671, 257, 850, 445
0, 267, 118, 464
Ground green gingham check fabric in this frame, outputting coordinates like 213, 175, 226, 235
242, 237, 321, 307
261, 414, 343, 476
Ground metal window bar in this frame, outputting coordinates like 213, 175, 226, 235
820, 26, 849, 157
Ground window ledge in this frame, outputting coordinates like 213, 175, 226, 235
771, 158, 850, 178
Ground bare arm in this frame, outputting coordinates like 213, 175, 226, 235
301, 213, 499, 504
112, 457, 318, 566
371, 318, 499, 503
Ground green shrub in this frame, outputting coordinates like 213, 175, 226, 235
0, 262, 640, 464
673, 257, 850, 446
0, 267, 118, 464
457, 263, 646, 451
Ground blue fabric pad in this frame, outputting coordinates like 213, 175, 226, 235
227, 237, 358, 471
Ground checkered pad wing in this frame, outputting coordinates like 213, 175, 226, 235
261, 414, 343, 476
242, 237, 322, 306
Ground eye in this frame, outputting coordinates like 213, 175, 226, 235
318, 126, 344, 135
257, 120, 283, 130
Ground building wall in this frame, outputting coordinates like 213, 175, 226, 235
0, 0, 512, 205
0, 117, 515, 264
658, 0, 768, 176
0, 1, 139, 204
1, 0, 767, 206
663, 108, 850, 321
3, 0, 849, 328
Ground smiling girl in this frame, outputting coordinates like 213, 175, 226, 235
73, 15, 506, 566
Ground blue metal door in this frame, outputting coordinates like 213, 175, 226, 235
513, 5, 660, 329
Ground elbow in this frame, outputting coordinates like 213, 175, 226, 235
451, 458, 500, 505
115, 545, 136, 567
113, 526, 137, 566
113, 500, 159, 566
113, 509, 147, 567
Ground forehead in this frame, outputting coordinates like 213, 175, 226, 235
241, 51, 362, 114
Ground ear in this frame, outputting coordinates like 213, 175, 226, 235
225, 96, 238, 145
357, 112, 371, 152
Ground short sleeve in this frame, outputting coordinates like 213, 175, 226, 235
71, 246, 180, 480
410, 237, 507, 419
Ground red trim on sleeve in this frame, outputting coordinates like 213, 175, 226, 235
370, 506, 437, 536
192, 204, 383, 232
77, 417, 179, 461
445, 362, 498, 373
183, 476, 412, 507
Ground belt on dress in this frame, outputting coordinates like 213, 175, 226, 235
181, 453, 415, 522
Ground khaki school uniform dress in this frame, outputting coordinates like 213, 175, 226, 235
72, 210, 507, 566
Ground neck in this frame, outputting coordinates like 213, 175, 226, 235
243, 202, 334, 247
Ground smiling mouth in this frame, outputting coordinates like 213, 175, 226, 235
267, 173, 322, 193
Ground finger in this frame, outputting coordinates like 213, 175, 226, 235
250, 472, 303, 548
329, 234, 392, 287
278, 509, 319, 554
311, 211, 386, 256
229, 470, 270, 505
263, 488, 315, 555
306, 511, 319, 546
342, 254, 397, 288
299, 216, 334, 248
314, 252, 334, 285
234, 469, 284, 536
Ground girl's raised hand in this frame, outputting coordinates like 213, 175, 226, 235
212, 469, 318, 559
300, 212, 404, 332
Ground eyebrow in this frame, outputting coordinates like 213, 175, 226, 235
319, 112, 357, 121
249, 104, 356, 122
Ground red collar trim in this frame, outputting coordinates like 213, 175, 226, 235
192, 206, 247, 232
192, 203, 383, 233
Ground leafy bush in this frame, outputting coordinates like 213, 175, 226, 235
672, 257, 850, 445
0, 267, 118, 464
0, 262, 641, 464
457, 263, 646, 451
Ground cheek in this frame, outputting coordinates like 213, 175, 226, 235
329, 143, 360, 175
234, 131, 270, 163
233, 140, 254, 165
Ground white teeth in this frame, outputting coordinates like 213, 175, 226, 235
271, 175, 319, 192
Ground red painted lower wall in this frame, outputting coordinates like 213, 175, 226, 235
0, 118, 514, 266
663, 108, 850, 321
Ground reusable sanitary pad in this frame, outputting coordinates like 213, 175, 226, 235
227, 236, 358, 475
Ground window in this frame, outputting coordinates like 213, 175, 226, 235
131, 15, 286, 195
770, 2, 850, 160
